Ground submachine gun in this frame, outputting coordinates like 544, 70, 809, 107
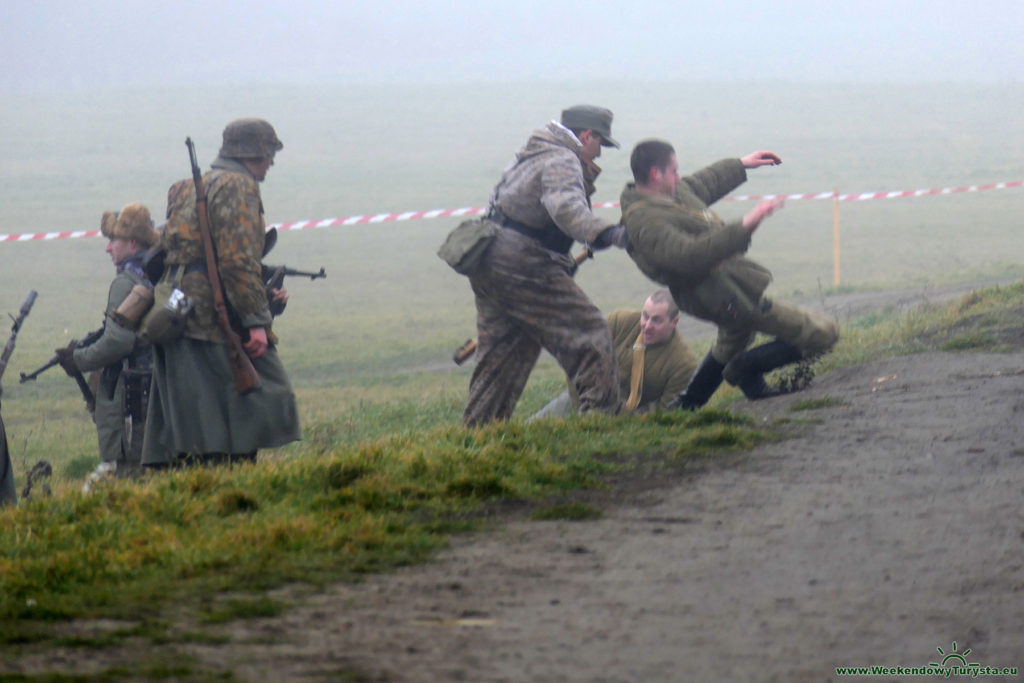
20, 327, 102, 413
262, 265, 326, 317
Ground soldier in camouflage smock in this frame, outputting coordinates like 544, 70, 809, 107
463, 105, 630, 427
56, 204, 158, 490
142, 118, 300, 467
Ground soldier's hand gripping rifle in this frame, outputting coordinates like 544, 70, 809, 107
452, 247, 594, 365
262, 265, 326, 317
187, 137, 262, 394
0, 290, 37, 400
20, 326, 103, 413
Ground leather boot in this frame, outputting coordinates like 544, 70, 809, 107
667, 352, 725, 410
723, 340, 803, 400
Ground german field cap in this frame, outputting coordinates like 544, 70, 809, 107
561, 105, 619, 148
219, 118, 284, 159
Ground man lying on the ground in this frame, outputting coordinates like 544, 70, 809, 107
532, 289, 698, 419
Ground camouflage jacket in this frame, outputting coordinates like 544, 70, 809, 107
162, 157, 273, 343
489, 121, 614, 245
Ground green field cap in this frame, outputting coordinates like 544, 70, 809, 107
561, 105, 619, 148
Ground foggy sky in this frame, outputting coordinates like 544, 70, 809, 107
3, 0, 1023, 94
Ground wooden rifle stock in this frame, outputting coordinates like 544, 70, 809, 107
452, 338, 477, 365
186, 138, 262, 395
452, 247, 593, 366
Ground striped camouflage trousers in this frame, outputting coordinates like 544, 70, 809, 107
463, 228, 619, 427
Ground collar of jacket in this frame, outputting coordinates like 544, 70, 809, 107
525, 120, 583, 157
117, 253, 147, 277
620, 182, 680, 212
210, 155, 257, 181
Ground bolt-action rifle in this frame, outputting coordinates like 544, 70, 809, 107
20, 326, 103, 413
187, 137, 262, 394
452, 247, 593, 365
262, 265, 326, 316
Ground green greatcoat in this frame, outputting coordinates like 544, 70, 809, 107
142, 158, 300, 465
0, 415, 15, 506
73, 256, 149, 465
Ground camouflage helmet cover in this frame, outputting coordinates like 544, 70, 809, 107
100, 203, 159, 247
218, 118, 284, 159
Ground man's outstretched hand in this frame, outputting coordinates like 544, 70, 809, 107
743, 198, 785, 233
741, 151, 782, 169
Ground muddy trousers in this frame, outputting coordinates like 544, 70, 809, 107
707, 297, 839, 366
463, 229, 618, 427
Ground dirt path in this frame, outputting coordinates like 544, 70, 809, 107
7, 281, 1024, 682
193, 348, 1024, 682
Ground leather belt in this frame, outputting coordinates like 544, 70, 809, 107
490, 209, 573, 254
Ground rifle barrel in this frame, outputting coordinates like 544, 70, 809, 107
281, 266, 326, 280
19, 356, 60, 383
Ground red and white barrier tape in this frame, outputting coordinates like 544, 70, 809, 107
724, 179, 1024, 203
4, 180, 1021, 243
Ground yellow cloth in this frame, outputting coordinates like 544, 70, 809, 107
623, 332, 645, 413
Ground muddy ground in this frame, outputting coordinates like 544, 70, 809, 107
5, 281, 1024, 682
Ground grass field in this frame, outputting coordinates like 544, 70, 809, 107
1, 81, 1024, 677
1, 80, 1023, 484
1, 278, 1021, 665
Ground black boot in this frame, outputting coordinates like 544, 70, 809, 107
722, 340, 803, 400
667, 352, 725, 410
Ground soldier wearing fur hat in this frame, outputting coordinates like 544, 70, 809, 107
462, 105, 629, 426
56, 203, 159, 490
142, 118, 300, 468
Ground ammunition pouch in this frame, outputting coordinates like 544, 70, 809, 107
437, 218, 497, 276
138, 277, 194, 345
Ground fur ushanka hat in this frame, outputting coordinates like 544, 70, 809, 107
100, 203, 158, 247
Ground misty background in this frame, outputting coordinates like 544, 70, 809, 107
2, 0, 1023, 338
3, 0, 1024, 91
1, 0, 1024, 462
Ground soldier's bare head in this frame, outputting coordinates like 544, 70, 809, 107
640, 289, 679, 346
631, 139, 679, 197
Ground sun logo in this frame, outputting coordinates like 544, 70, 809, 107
929, 641, 980, 668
